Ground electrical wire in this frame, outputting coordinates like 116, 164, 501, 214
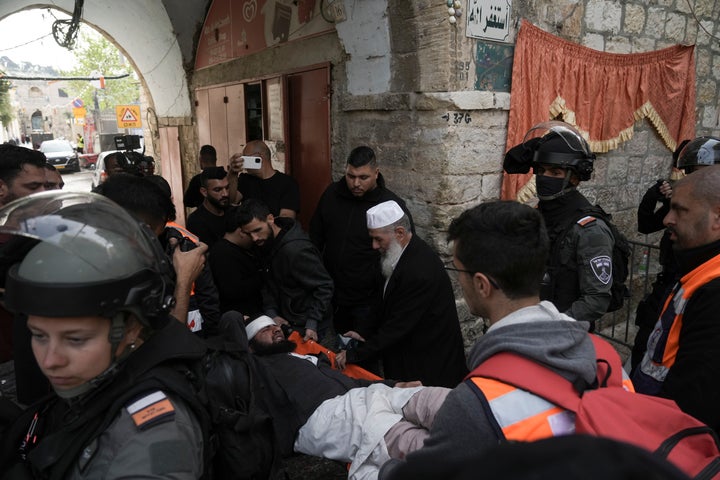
0, 33, 54, 52
0, 73, 130, 81
684, 0, 720, 43
52, 0, 85, 49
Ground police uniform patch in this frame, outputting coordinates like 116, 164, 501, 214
590, 255, 612, 284
126, 391, 175, 430
577, 215, 597, 227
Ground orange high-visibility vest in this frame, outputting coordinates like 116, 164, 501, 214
468, 377, 575, 441
636, 253, 720, 385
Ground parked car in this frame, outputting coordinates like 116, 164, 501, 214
39, 140, 80, 173
91, 150, 120, 189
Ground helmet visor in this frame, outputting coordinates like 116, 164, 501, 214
522, 121, 592, 158
677, 136, 720, 169
0, 192, 170, 317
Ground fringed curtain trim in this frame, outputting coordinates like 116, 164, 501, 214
501, 20, 696, 200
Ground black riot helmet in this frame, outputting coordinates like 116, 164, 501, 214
504, 121, 596, 181
0, 191, 175, 327
676, 136, 720, 172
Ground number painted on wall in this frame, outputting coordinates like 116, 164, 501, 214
441, 112, 473, 124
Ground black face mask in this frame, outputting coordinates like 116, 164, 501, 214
536, 175, 570, 200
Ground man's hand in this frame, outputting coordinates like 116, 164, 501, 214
396, 381, 423, 388
228, 153, 244, 175
342, 330, 366, 342
659, 180, 673, 199
304, 328, 318, 342
335, 350, 347, 370
273, 316, 289, 326
171, 238, 207, 286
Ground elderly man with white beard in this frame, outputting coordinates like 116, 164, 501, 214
336, 200, 467, 387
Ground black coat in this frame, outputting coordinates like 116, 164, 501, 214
261, 218, 334, 333
309, 173, 413, 308
345, 235, 468, 387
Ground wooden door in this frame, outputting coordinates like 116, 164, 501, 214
286, 66, 331, 230
208, 87, 229, 164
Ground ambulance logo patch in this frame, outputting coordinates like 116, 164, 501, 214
590, 255, 612, 284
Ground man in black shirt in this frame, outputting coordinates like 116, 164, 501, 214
186, 166, 229, 248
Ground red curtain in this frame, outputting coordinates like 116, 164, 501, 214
501, 20, 696, 200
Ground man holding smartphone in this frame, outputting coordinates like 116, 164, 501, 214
227, 140, 300, 218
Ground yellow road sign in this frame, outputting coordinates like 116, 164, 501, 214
115, 105, 142, 128
72, 107, 87, 118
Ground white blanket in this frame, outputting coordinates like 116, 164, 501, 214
294, 383, 423, 480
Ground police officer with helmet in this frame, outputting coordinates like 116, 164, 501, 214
677, 136, 720, 174
0, 192, 207, 479
504, 121, 615, 330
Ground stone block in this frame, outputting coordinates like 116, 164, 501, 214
696, 20, 716, 47
621, 130, 650, 156
698, 79, 718, 104
583, 32, 605, 51
623, 4, 646, 34
701, 106, 719, 129
664, 12, 687, 43
585, 0, 622, 32
645, 7, 667, 37
606, 35, 631, 53
695, 48, 720, 78
630, 36, 656, 52
481, 173, 503, 200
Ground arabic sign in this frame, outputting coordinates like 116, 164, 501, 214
466, 0, 511, 42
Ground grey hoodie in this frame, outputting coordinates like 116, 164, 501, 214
379, 301, 595, 479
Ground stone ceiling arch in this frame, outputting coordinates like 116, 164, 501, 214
0, 1, 191, 120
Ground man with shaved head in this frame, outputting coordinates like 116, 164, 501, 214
632, 162, 720, 434
227, 139, 300, 218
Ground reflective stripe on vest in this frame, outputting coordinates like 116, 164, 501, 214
167, 222, 200, 245
635, 253, 720, 392
469, 377, 575, 441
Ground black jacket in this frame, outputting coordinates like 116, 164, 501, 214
254, 350, 394, 456
261, 218, 333, 333
345, 235, 468, 387
309, 173, 413, 307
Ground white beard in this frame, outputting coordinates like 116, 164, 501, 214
380, 239, 404, 279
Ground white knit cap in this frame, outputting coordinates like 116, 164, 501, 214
245, 315, 277, 341
367, 200, 404, 229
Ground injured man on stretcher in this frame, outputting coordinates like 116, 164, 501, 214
244, 316, 450, 480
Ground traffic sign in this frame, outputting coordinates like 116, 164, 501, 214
115, 105, 142, 128
72, 107, 87, 118
72, 98, 84, 108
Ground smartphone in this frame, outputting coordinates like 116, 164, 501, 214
241, 156, 262, 170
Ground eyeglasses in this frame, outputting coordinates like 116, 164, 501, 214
444, 261, 501, 289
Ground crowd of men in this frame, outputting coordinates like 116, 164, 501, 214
0, 130, 719, 479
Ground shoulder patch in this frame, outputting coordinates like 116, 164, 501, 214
576, 215, 597, 227
126, 391, 175, 430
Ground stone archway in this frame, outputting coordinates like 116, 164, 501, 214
0, 1, 198, 222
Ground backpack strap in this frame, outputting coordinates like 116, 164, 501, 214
466, 335, 624, 413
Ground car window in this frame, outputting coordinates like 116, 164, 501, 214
40, 141, 73, 153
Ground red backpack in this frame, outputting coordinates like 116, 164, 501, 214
466, 335, 720, 480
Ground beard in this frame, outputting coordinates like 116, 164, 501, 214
250, 338, 297, 356
207, 195, 229, 210
380, 239, 404, 279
